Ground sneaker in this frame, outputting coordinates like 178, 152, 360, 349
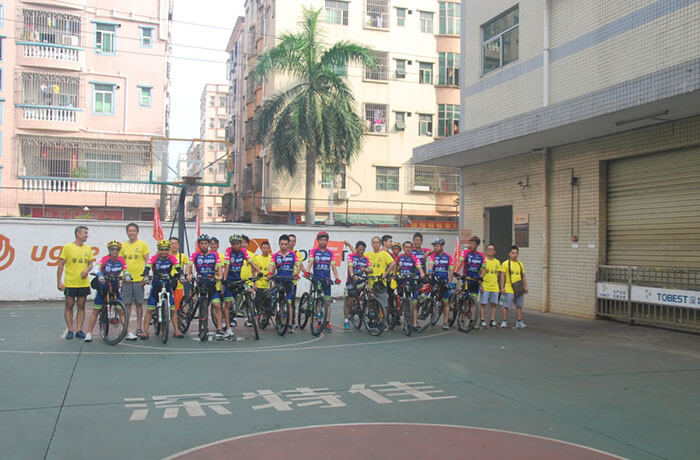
288, 325, 294, 334
344, 322, 350, 332
442, 323, 450, 330
245, 320, 253, 327
125, 331, 137, 341
480, 320, 487, 329
75, 330, 85, 339
224, 328, 234, 338
229, 319, 238, 328
516, 320, 527, 329
324, 322, 333, 332
215, 329, 225, 338
489, 320, 497, 328
413, 325, 422, 333
500, 320, 508, 329
84, 332, 92, 342
65, 331, 74, 340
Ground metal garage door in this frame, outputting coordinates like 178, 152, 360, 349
607, 149, 700, 268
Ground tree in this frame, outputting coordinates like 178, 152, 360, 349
255, 6, 375, 225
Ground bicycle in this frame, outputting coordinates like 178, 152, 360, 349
261, 275, 293, 336
396, 275, 420, 336
415, 275, 451, 332
357, 275, 386, 336
222, 276, 260, 340
177, 275, 217, 341
451, 274, 481, 333
298, 278, 332, 337
383, 275, 402, 331
346, 274, 368, 331
91, 273, 129, 345
146, 272, 174, 344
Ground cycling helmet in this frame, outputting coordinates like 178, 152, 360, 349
229, 234, 242, 243
316, 231, 329, 240
431, 237, 446, 246
157, 239, 171, 250
107, 240, 122, 249
391, 243, 401, 250
197, 234, 210, 242
469, 235, 481, 245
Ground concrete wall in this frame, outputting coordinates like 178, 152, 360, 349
0, 218, 456, 301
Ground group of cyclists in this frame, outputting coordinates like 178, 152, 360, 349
59, 224, 528, 343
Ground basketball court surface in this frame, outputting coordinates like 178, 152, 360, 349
1, 302, 698, 459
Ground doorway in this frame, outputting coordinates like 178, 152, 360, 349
486, 206, 513, 262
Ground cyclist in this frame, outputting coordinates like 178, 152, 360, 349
387, 241, 425, 331
305, 231, 341, 333
141, 240, 182, 339
57, 226, 95, 340
223, 234, 259, 336
454, 236, 485, 306
412, 232, 430, 272
269, 234, 300, 331
288, 234, 305, 331
479, 243, 501, 329
168, 237, 189, 312
343, 241, 372, 332
210, 236, 226, 307
426, 238, 454, 330
85, 241, 129, 342
187, 234, 224, 338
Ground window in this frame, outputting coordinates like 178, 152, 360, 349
395, 59, 406, 79
419, 114, 433, 136
419, 11, 433, 33
396, 7, 406, 26
138, 86, 152, 106
419, 62, 433, 84
330, 63, 347, 77
325, 0, 348, 25
321, 165, 346, 188
209, 118, 215, 128
22, 10, 81, 46
366, 0, 389, 28
376, 167, 399, 191
438, 104, 459, 137
365, 51, 388, 81
95, 23, 116, 54
93, 83, 114, 114
439, 2, 461, 35
85, 153, 121, 180
219, 96, 227, 106
395, 112, 405, 130
207, 208, 213, 217
139, 26, 154, 47
0, 4, 4, 28
219, 118, 226, 128
439, 52, 460, 86
364, 103, 388, 134
209, 95, 216, 106
482, 5, 519, 74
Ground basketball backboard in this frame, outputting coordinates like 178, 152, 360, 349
149, 137, 232, 187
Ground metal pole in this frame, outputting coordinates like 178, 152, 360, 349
327, 177, 335, 225
178, 186, 187, 248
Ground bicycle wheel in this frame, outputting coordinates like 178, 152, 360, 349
258, 297, 270, 330
310, 298, 325, 337
429, 296, 443, 326
415, 298, 433, 332
274, 297, 290, 336
160, 303, 170, 344
401, 297, 413, 336
363, 298, 384, 336
244, 298, 259, 340
198, 297, 209, 341
448, 293, 459, 327
100, 300, 128, 345
457, 295, 479, 333
177, 293, 196, 333
297, 292, 310, 329
385, 296, 398, 330
349, 297, 363, 330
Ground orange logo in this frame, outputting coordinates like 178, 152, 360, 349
0, 234, 16, 271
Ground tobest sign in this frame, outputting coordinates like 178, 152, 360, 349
630, 286, 700, 309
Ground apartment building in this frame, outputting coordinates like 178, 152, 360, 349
226, 0, 462, 227
0, 0, 172, 220
414, 1, 700, 331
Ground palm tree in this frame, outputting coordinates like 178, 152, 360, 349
254, 6, 375, 225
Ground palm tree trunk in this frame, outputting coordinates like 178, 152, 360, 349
305, 149, 316, 225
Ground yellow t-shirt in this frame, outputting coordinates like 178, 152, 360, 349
59, 243, 95, 288
120, 240, 150, 282
171, 253, 189, 290
481, 258, 501, 293
253, 254, 272, 289
292, 250, 303, 284
241, 258, 252, 281
500, 259, 524, 294
215, 251, 225, 291
367, 250, 394, 277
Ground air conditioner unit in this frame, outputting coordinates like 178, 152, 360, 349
335, 189, 351, 200
413, 185, 430, 192
373, 123, 385, 133
395, 120, 406, 130
63, 35, 80, 47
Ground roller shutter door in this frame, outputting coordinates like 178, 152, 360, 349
607, 149, 700, 268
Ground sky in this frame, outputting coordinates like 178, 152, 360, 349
169, 0, 245, 139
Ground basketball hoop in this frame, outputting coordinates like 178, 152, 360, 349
181, 176, 202, 186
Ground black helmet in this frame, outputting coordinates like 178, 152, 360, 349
197, 234, 210, 242
431, 237, 445, 246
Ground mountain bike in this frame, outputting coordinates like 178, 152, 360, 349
358, 275, 386, 336
148, 273, 173, 344
223, 276, 260, 340
177, 275, 217, 341
396, 275, 419, 336
92, 273, 129, 345
346, 274, 368, 331
263, 275, 293, 336
298, 278, 331, 337
383, 276, 402, 331
415, 275, 451, 332
452, 274, 480, 333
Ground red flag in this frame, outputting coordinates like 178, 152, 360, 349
152, 205, 164, 241
195, 215, 201, 237
452, 237, 461, 263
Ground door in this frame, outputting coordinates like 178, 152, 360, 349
486, 206, 513, 262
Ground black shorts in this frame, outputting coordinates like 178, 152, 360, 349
64, 287, 91, 298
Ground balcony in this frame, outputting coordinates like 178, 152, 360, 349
16, 105, 84, 132
21, 178, 160, 194
16, 8, 85, 71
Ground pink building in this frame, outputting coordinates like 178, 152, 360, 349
0, 0, 173, 220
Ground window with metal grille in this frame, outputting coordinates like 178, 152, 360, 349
419, 62, 433, 84
395, 59, 406, 79
21, 9, 82, 46
413, 165, 459, 192
439, 52, 460, 86
95, 23, 116, 54
366, 0, 389, 28
438, 104, 459, 137
219, 118, 226, 128
85, 152, 121, 180
321, 164, 346, 188
419, 11, 433, 33
365, 51, 388, 81
364, 103, 388, 134
418, 114, 433, 136
325, 0, 349, 25
21, 72, 80, 108
395, 112, 406, 130
396, 7, 406, 26
376, 166, 399, 191
439, 2, 461, 35
482, 5, 519, 74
